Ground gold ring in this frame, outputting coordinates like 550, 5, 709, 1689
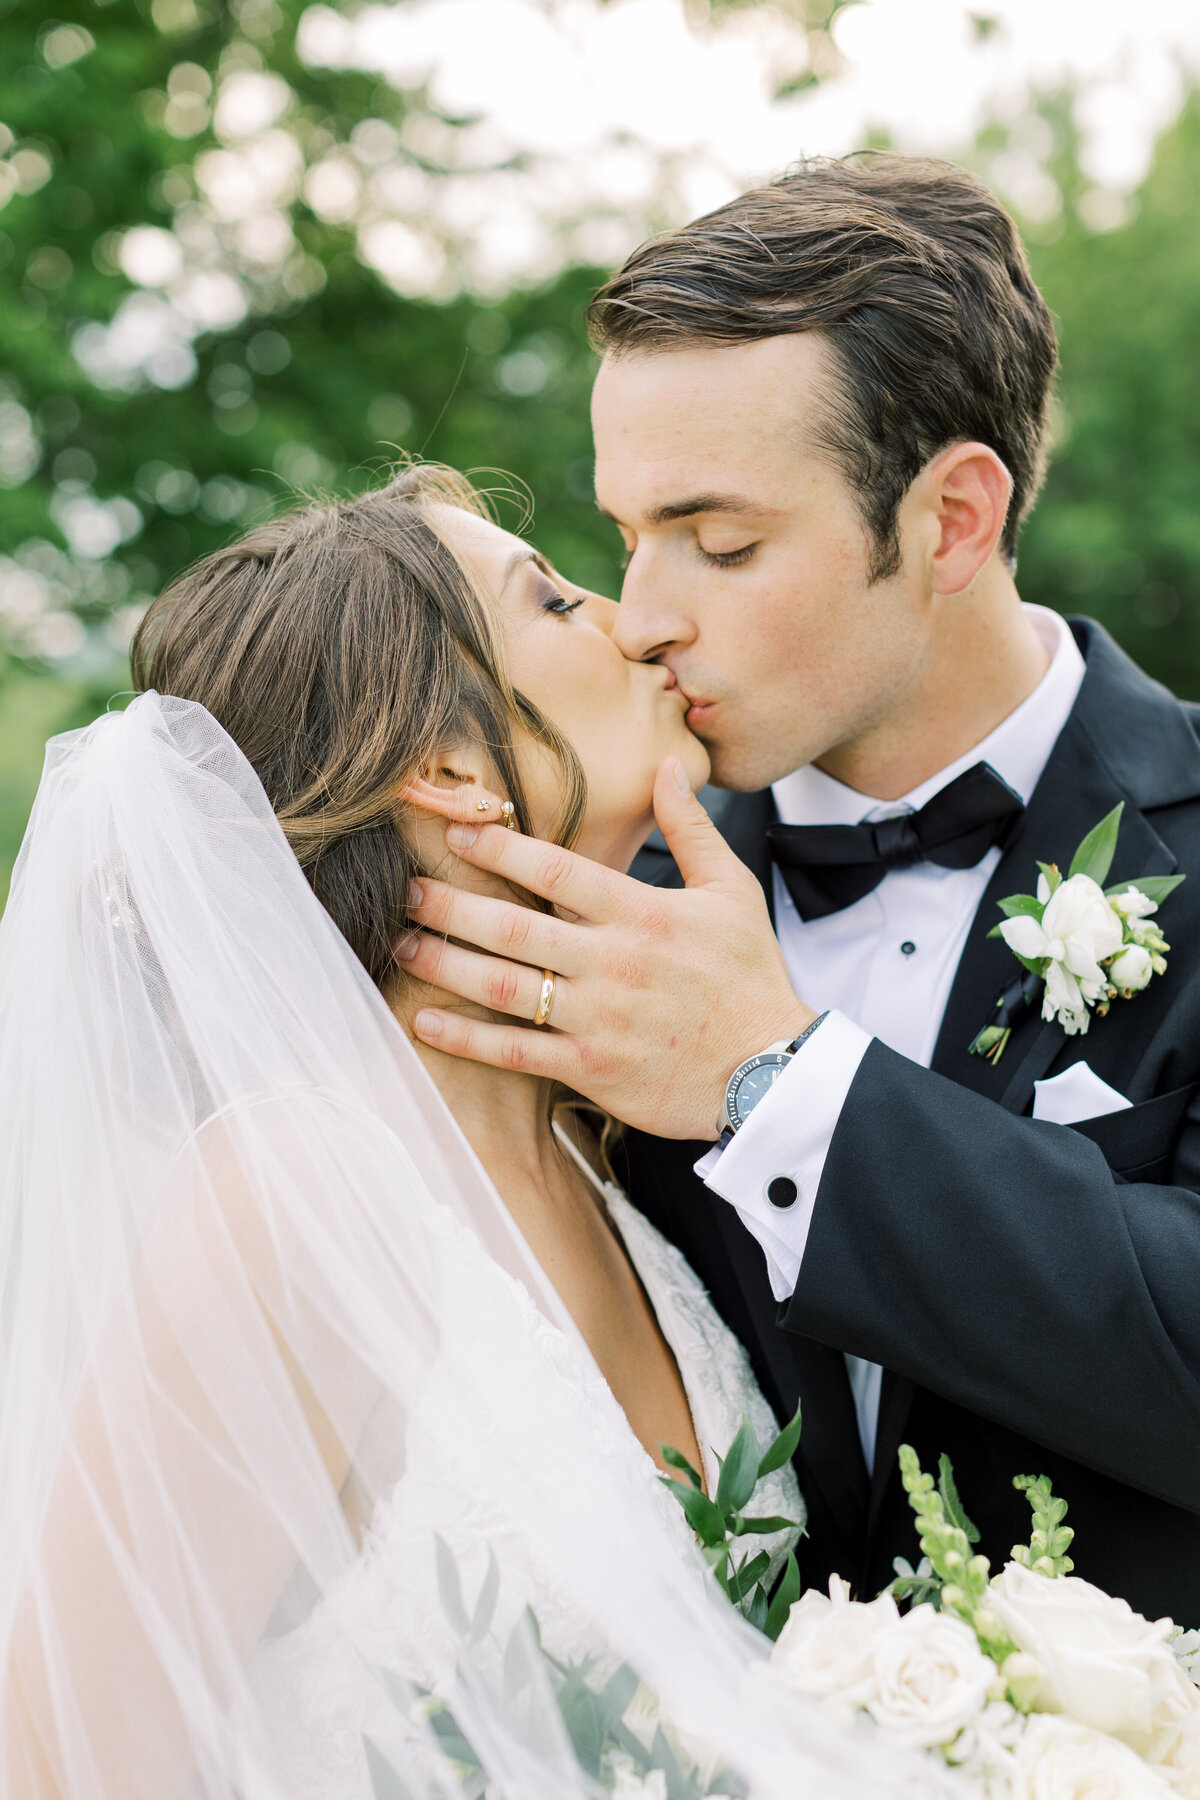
534, 969, 556, 1027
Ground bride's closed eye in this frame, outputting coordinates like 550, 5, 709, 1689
543, 592, 584, 616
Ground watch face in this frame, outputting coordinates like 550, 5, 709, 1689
729, 1054, 790, 1129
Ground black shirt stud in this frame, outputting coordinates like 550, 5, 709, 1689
767, 1176, 798, 1209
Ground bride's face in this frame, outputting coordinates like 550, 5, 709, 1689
430, 505, 710, 871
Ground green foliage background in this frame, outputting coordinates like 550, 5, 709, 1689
2, 0, 1200, 906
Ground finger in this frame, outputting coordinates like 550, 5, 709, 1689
407, 878, 584, 974
398, 931, 572, 1025
442, 821, 627, 923
411, 1006, 575, 1081
652, 757, 751, 890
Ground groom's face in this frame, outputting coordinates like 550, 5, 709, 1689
592, 333, 934, 792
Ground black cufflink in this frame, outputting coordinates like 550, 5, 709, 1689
767, 1176, 798, 1209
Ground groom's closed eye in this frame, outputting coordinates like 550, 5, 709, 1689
697, 543, 759, 570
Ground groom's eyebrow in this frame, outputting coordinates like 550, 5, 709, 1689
597, 494, 767, 525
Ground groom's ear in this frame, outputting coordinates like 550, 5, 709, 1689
926, 442, 1013, 598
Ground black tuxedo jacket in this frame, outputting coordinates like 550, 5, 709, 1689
622, 619, 1200, 1623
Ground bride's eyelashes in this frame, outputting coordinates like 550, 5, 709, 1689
697, 542, 758, 570
543, 592, 584, 616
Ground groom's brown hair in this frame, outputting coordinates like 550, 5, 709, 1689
588, 152, 1056, 580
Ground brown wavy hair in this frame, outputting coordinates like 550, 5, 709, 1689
588, 152, 1057, 579
131, 464, 587, 989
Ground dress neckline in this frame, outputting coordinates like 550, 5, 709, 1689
551, 1120, 717, 1495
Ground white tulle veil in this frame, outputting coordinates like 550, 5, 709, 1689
0, 692, 926, 1799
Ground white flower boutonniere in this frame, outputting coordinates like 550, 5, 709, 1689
969, 803, 1185, 1062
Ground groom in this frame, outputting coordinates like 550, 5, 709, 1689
408, 153, 1200, 1621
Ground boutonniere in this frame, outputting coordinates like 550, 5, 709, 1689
969, 803, 1185, 1062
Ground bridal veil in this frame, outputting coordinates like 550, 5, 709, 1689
0, 693, 923, 1799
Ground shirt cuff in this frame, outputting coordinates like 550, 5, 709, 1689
694, 1010, 872, 1300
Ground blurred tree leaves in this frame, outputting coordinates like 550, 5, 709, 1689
1016, 95, 1200, 696
3, 0, 1200, 907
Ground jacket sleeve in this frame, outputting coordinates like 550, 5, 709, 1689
782, 1040, 1200, 1513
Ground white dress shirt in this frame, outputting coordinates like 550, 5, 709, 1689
696, 605, 1085, 1473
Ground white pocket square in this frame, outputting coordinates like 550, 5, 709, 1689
1033, 1061, 1133, 1127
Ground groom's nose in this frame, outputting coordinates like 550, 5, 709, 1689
612, 557, 697, 664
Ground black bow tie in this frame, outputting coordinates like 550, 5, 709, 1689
766, 761, 1025, 923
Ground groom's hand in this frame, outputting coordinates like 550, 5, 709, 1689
400, 758, 814, 1139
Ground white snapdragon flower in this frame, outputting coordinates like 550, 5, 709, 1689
999, 874, 1124, 1034
1109, 943, 1155, 993
988, 1563, 1200, 1758
770, 1577, 899, 1708
865, 1604, 998, 1750
1110, 885, 1159, 923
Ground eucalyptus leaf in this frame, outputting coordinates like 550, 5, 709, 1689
434, 1535, 469, 1637
726, 1549, 771, 1604
599, 1662, 640, 1729
764, 1552, 801, 1642
716, 1415, 761, 1515
1068, 803, 1124, 885
660, 1475, 727, 1546
745, 1584, 770, 1634
733, 1513, 800, 1535
468, 1550, 501, 1646
661, 1443, 704, 1490
559, 1684, 603, 1778
757, 1401, 803, 1479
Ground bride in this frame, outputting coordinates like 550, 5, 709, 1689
0, 466, 920, 1800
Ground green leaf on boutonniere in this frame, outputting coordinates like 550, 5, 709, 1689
1107, 873, 1186, 905
1068, 802, 1124, 885
996, 894, 1044, 920
1037, 861, 1063, 893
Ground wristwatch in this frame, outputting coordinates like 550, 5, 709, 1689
718, 1012, 828, 1147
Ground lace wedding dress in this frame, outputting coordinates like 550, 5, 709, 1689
248, 1133, 805, 1798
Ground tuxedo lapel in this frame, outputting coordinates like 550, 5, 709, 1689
871, 622, 1195, 1515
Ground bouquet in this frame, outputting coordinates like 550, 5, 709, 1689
756, 1445, 1200, 1797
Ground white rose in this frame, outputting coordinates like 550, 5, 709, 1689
771, 1578, 900, 1708
865, 1603, 997, 1750
1150, 1710, 1200, 1800
1109, 944, 1154, 993
1011, 1714, 1175, 1799
1110, 886, 1159, 922
1000, 874, 1125, 1031
608, 1754, 668, 1800
989, 1563, 1200, 1757
622, 1683, 662, 1755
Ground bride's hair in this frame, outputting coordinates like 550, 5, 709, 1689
131, 463, 586, 987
